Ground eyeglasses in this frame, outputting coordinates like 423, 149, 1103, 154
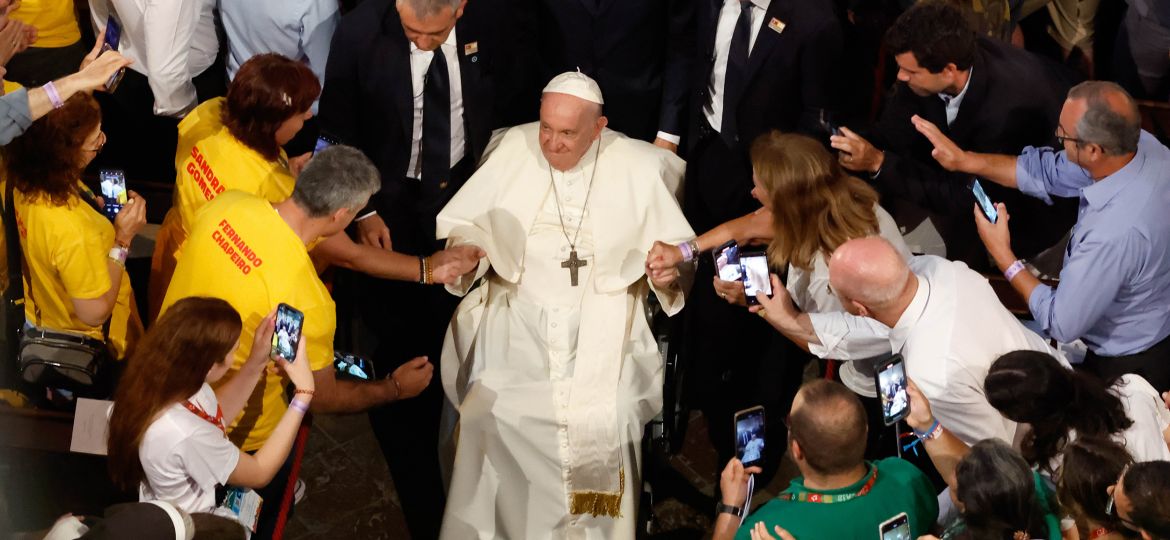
82, 131, 106, 154
1055, 127, 1087, 147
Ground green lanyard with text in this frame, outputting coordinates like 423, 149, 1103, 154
777, 464, 878, 504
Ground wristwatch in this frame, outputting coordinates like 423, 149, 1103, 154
716, 502, 743, 517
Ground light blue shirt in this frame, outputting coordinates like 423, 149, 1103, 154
219, 0, 339, 113
1017, 131, 1170, 356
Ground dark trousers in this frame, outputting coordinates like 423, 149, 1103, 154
4, 41, 88, 88
1084, 333, 1170, 393
334, 164, 471, 539
678, 124, 806, 490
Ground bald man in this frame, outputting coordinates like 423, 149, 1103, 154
915, 80, 1170, 392
754, 237, 1063, 445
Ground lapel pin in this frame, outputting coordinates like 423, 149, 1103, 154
464, 41, 479, 55
768, 17, 786, 34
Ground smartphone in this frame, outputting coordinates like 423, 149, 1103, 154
271, 303, 305, 362
875, 354, 910, 426
739, 250, 773, 306
879, 512, 911, 540
313, 134, 338, 156
970, 178, 998, 224
818, 109, 842, 137
333, 351, 374, 381
712, 240, 743, 282
99, 169, 127, 219
734, 405, 766, 469
100, 15, 126, 92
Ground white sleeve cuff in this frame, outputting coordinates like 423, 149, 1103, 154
356, 211, 378, 221
655, 132, 681, 145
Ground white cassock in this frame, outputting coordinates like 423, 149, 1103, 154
435, 123, 694, 539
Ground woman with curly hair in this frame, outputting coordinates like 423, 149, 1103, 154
3, 92, 146, 362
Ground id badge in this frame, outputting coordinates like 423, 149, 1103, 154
214, 486, 263, 533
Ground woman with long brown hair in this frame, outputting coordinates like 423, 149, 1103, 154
106, 296, 315, 513
648, 131, 910, 396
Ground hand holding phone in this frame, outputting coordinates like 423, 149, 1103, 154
739, 251, 773, 306
99, 16, 125, 92
271, 303, 305, 362
970, 179, 998, 224
874, 355, 910, 426
734, 405, 766, 469
99, 169, 127, 219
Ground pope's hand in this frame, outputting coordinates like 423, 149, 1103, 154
646, 240, 684, 270
430, 244, 486, 284
646, 241, 682, 288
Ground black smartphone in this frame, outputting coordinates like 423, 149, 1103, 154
734, 405, 765, 469
712, 240, 742, 282
271, 303, 305, 362
875, 354, 910, 426
333, 351, 374, 381
100, 15, 125, 92
313, 134, 338, 156
879, 512, 911, 540
818, 109, 842, 137
739, 250, 773, 306
99, 169, 127, 219
970, 178, 998, 224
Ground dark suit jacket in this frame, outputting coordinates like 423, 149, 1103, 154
870, 37, 1079, 265
689, 0, 843, 152
519, 0, 695, 142
318, 0, 517, 252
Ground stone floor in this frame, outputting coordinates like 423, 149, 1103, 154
283, 409, 798, 540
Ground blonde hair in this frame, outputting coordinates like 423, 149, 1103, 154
751, 131, 881, 270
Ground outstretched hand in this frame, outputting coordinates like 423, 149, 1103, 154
430, 244, 486, 284
911, 115, 969, 172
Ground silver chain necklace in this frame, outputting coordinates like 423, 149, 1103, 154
547, 139, 601, 286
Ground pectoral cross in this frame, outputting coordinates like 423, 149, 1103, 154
561, 249, 588, 287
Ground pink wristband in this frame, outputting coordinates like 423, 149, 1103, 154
677, 241, 693, 262
43, 81, 64, 109
289, 398, 309, 414
1003, 260, 1026, 281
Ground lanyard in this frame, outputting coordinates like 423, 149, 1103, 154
778, 465, 878, 504
1088, 528, 1112, 540
183, 400, 227, 438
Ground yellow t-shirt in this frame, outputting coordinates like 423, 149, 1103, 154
10, 0, 82, 49
13, 183, 140, 358
160, 191, 335, 451
173, 98, 295, 238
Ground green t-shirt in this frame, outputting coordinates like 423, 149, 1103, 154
735, 458, 939, 540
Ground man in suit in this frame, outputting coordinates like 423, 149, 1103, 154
520, 0, 695, 149
317, 0, 515, 536
830, 0, 1078, 268
678, 0, 843, 492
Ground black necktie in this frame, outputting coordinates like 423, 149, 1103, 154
421, 48, 450, 186
721, 0, 752, 146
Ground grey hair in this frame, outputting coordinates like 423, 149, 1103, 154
292, 145, 380, 217
396, 0, 461, 18
1068, 81, 1141, 156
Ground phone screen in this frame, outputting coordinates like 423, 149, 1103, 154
101, 16, 126, 92
971, 179, 998, 224
734, 406, 765, 469
272, 303, 305, 362
880, 512, 911, 540
876, 355, 910, 426
713, 240, 743, 282
99, 169, 127, 219
740, 252, 773, 306
333, 352, 373, 381
313, 135, 337, 156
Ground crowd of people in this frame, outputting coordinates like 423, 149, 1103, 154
1, 0, 1170, 539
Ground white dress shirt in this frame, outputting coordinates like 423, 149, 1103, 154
220, 0, 340, 114
939, 67, 973, 127
704, 0, 771, 133
806, 255, 1065, 445
407, 28, 466, 180
89, 0, 218, 118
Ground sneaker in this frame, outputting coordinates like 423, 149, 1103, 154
293, 478, 307, 505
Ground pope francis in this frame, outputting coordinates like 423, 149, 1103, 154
435, 72, 695, 538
